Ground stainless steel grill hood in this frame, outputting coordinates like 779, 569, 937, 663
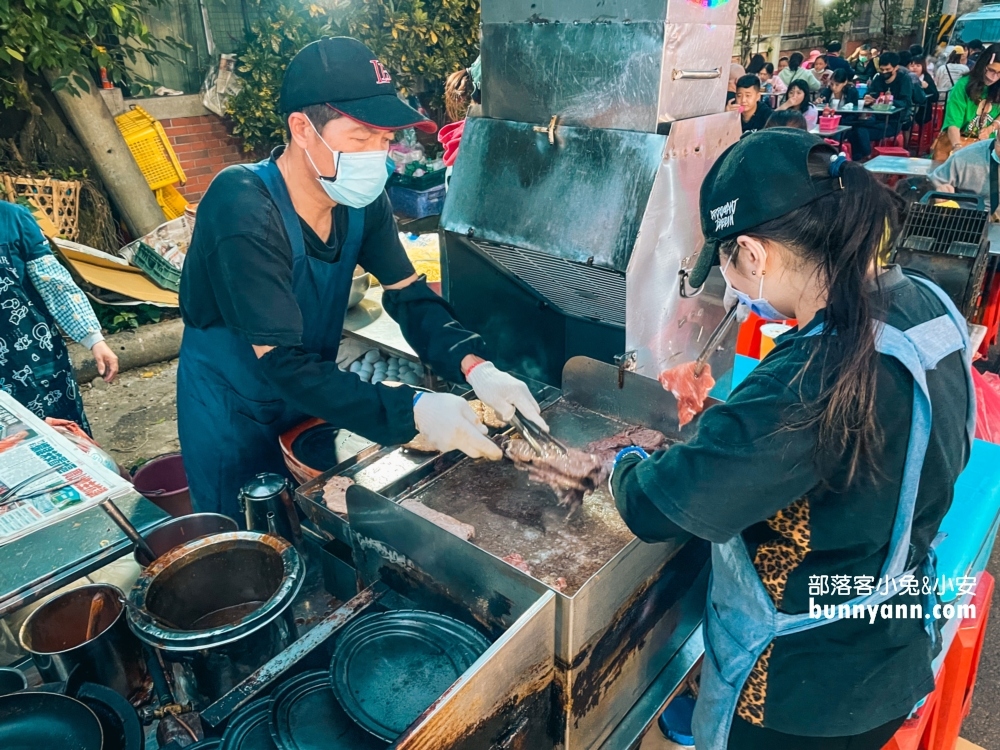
481, 0, 739, 130
441, 0, 741, 394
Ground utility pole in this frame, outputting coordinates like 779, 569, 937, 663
775, 0, 790, 63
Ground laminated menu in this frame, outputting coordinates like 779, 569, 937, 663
0, 391, 132, 545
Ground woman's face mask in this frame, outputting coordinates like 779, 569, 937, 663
721, 253, 785, 321
304, 121, 390, 209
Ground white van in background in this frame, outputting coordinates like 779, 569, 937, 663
953, 2, 1000, 46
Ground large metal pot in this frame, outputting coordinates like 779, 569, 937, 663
134, 512, 238, 566
19, 584, 148, 700
349, 267, 371, 308
127, 532, 303, 706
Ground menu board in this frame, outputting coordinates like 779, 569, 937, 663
0, 391, 132, 545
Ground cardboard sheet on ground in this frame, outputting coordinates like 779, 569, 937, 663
51, 238, 179, 307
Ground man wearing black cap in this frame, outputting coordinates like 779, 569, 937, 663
177, 37, 546, 519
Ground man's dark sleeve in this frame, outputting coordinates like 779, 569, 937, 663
619, 371, 822, 544
358, 194, 488, 382
383, 279, 488, 382
258, 346, 418, 446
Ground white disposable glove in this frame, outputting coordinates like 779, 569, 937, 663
466, 362, 549, 431
723, 286, 751, 324
413, 392, 503, 460
336, 337, 369, 371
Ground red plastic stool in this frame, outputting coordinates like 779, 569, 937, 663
882, 572, 995, 750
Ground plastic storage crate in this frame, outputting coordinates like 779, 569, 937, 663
388, 169, 446, 191
387, 184, 446, 220
115, 106, 186, 190
133, 242, 182, 292
155, 184, 188, 220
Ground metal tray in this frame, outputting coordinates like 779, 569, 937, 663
330, 611, 491, 742
219, 698, 275, 750
270, 671, 385, 750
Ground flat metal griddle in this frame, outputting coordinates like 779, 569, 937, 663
400, 400, 657, 595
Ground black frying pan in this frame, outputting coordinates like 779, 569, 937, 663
75, 682, 145, 750
0, 691, 103, 750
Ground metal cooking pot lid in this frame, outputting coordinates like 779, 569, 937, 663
220, 697, 276, 750
0, 692, 104, 750
330, 610, 491, 742
270, 670, 386, 750
239, 473, 288, 500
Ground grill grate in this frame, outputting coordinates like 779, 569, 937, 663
897, 203, 989, 257
893, 201, 991, 318
473, 240, 627, 326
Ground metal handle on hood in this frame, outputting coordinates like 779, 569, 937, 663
672, 67, 722, 81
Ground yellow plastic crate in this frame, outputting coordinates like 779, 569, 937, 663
155, 184, 188, 220
115, 106, 186, 190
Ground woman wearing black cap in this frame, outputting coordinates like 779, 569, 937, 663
176, 37, 546, 519
610, 129, 973, 749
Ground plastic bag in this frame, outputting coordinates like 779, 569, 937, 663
202, 54, 242, 117
44, 418, 122, 475
972, 369, 1000, 443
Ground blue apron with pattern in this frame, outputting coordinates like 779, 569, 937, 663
177, 155, 364, 520
691, 275, 976, 748
0, 249, 88, 433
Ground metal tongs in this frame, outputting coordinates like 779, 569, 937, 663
509, 410, 570, 457
693, 305, 739, 378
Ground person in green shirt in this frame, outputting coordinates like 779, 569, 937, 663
941, 43, 1000, 157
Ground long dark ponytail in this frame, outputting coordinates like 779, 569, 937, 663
720, 161, 903, 482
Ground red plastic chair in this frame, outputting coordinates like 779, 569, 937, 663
882, 572, 995, 750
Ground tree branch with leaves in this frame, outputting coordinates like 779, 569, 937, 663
736, 0, 763, 66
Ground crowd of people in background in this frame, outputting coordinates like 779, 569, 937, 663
729, 37, 1000, 165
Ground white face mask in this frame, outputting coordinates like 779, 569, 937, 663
721, 254, 785, 321
304, 122, 390, 209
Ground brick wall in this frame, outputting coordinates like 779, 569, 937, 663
160, 114, 249, 203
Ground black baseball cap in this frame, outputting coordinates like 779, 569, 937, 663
686, 129, 843, 288
279, 37, 436, 133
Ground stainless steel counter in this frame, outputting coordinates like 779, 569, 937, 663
343, 286, 417, 360
0, 491, 168, 617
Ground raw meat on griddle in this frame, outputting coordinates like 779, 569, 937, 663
322, 475, 354, 515
658, 362, 716, 428
586, 426, 667, 460
504, 438, 607, 513
400, 500, 476, 540
502, 552, 532, 574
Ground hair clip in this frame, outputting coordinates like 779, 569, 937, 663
829, 153, 848, 178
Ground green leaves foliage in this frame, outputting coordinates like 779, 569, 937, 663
225, 0, 480, 154
0, 0, 181, 108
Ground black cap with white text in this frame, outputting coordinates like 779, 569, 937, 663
687, 129, 844, 288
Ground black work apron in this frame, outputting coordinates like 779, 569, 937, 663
176, 155, 364, 519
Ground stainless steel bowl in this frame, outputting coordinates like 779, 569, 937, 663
349, 268, 371, 308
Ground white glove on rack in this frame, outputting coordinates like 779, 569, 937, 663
413, 392, 503, 460
467, 362, 548, 431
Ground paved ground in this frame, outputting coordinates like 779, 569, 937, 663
84, 363, 1000, 747
82, 359, 181, 471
